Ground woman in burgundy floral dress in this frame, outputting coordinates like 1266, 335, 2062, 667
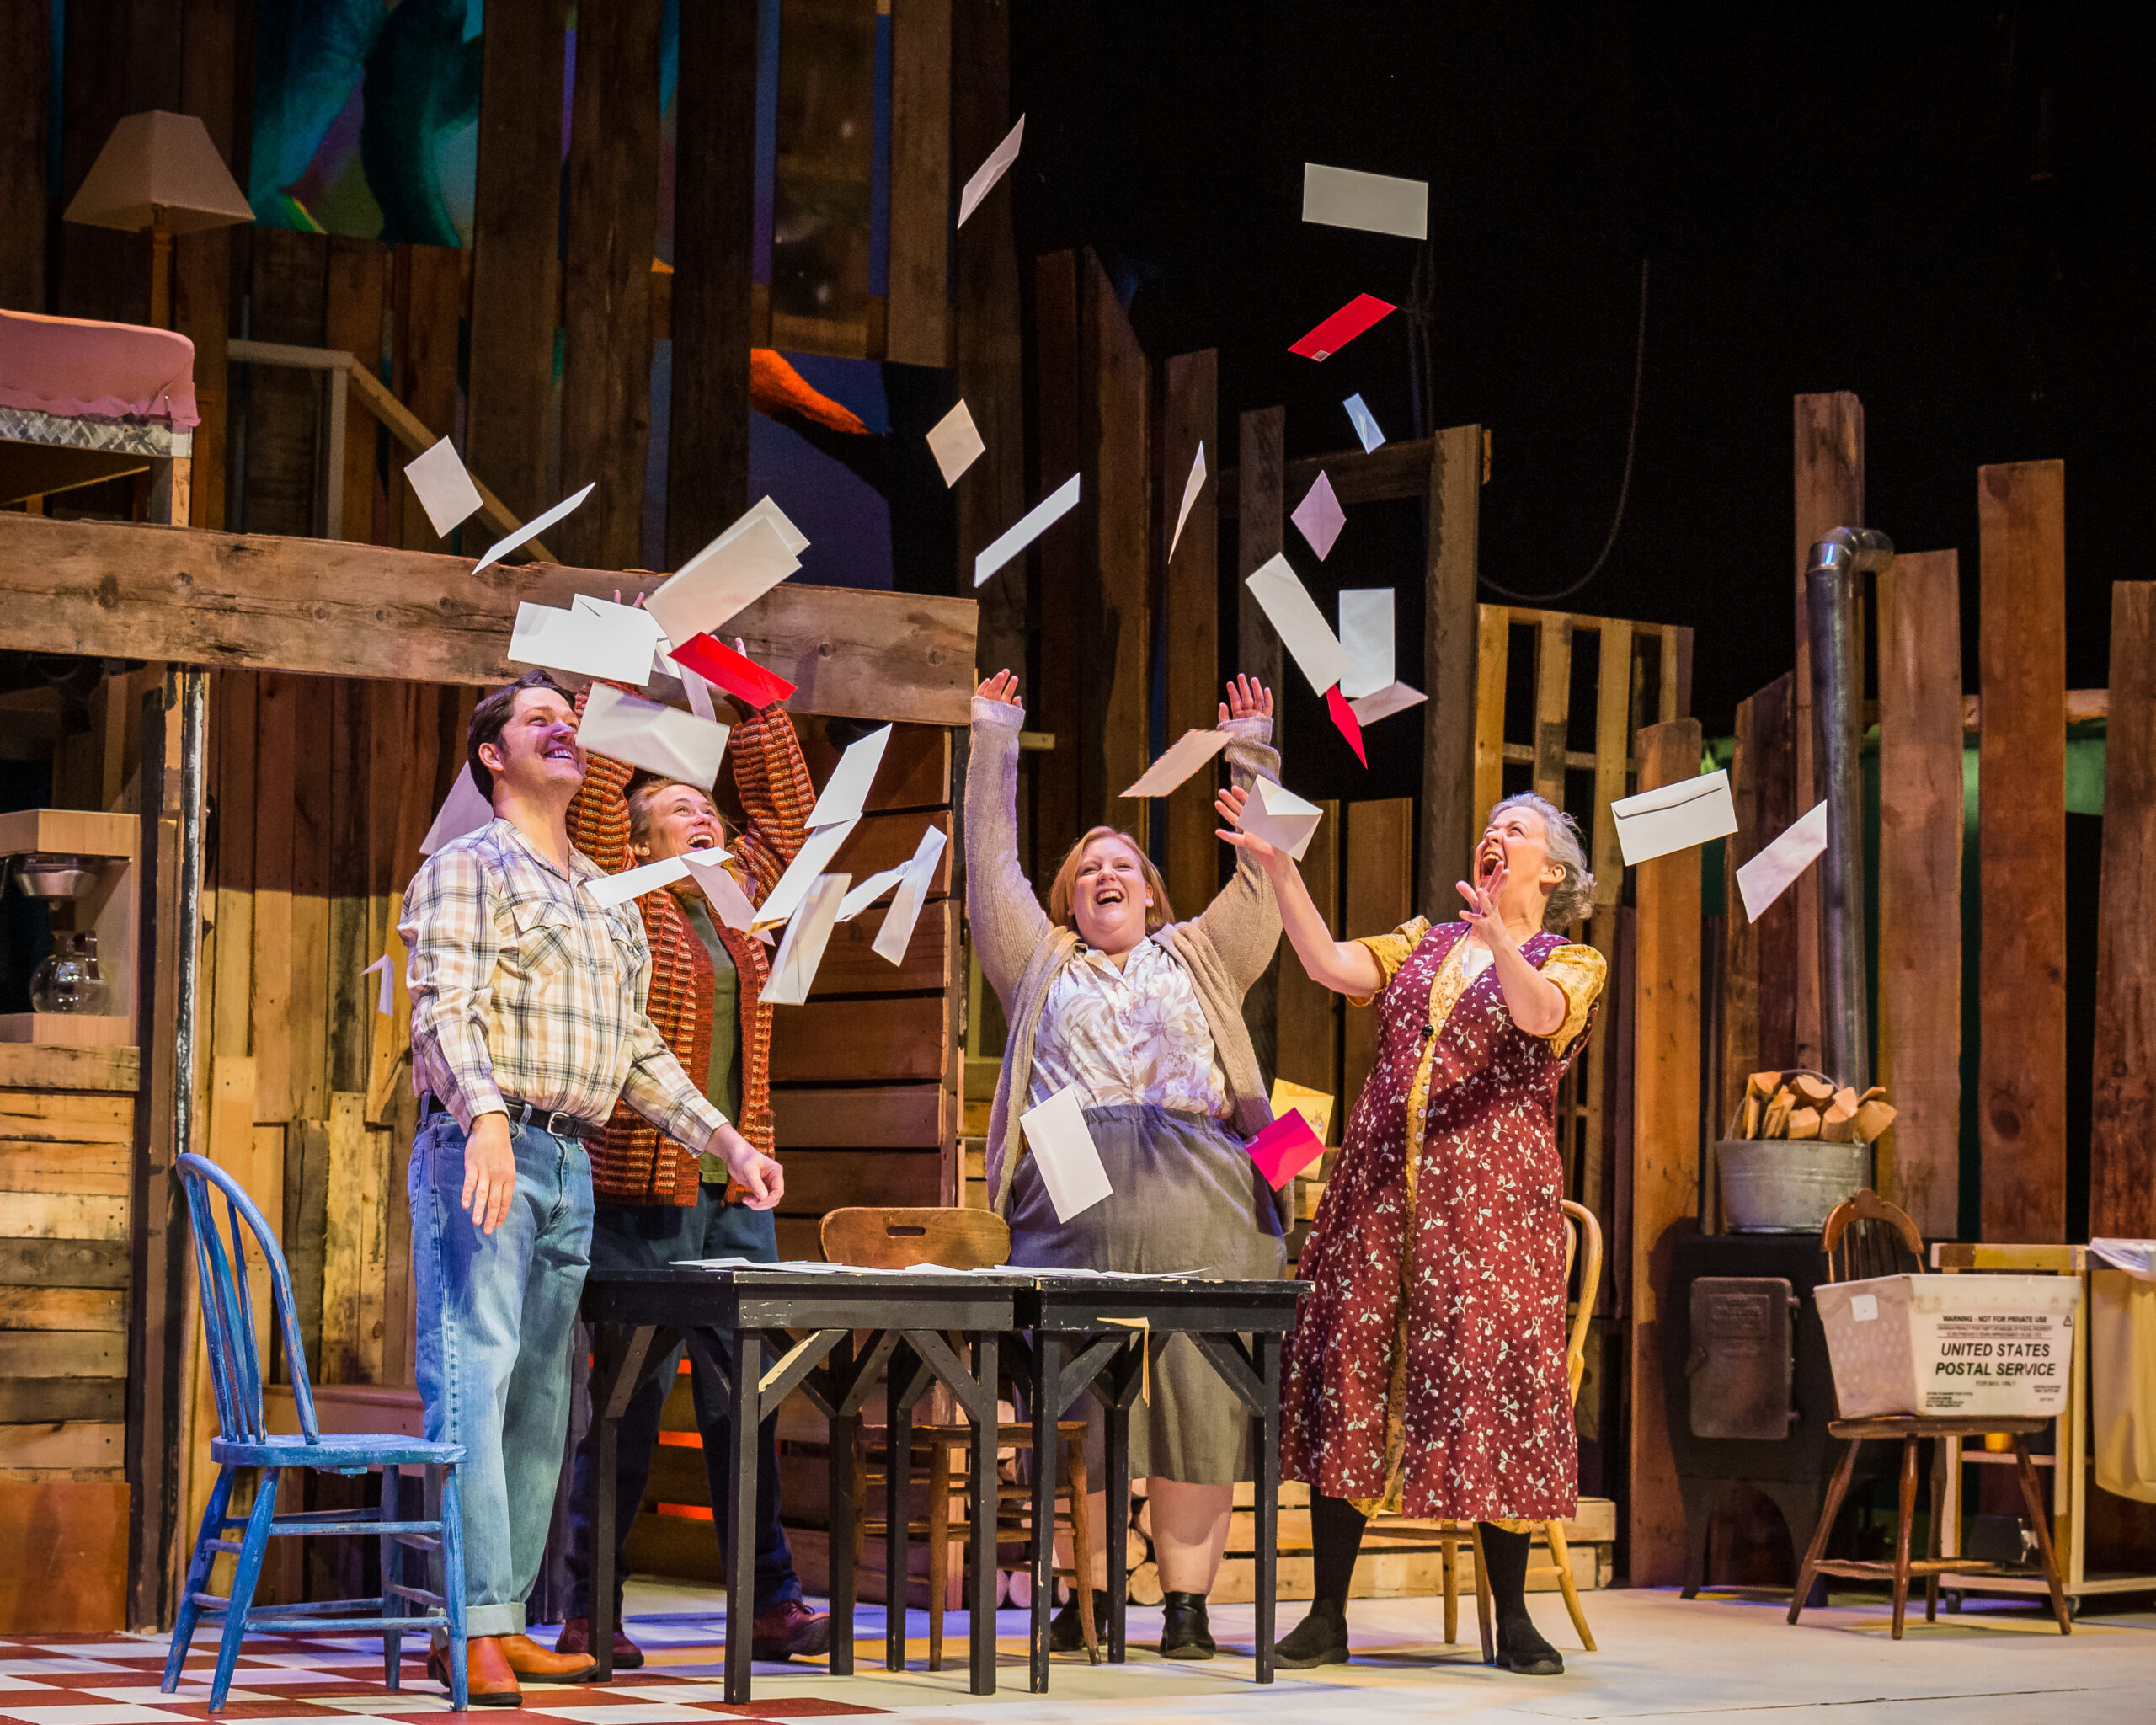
1218, 788, 1604, 1675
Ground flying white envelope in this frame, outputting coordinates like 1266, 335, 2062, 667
807, 724, 892, 830
1349, 681, 1428, 726
1301, 163, 1430, 240
754, 816, 862, 929
1168, 441, 1207, 563
1123, 728, 1232, 799
403, 438, 484, 537
1020, 1083, 1113, 1223
420, 764, 496, 856
473, 482, 595, 574
958, 114, 1024, 227
1246, 554, 1350, 696
1239, 778, 1325, 862
1338, 589, 1394, 699
1343, 393, 1386, 455
720, 494, 810, 558
872, 825, 947, 964
584, 852, 692, 909
577, 683, 731, 790
1612, 768, 1739, 866
646, 514, 801, 651
837, 862, 912, 922
760, 873, 850, 1007
974, 472, 1081, 586
684, 849, 759, 931
926, 400, 985, 486
678, 661, 718, 721
1737, 800, 1828, 923
362, 953, 395, 1015
509, 596, 663, 685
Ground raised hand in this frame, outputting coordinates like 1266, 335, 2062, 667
1214, 783, 1282, 865
1454, 868, 1518, 953
977, 669, 1022, 705
1220, 675, 1274, 724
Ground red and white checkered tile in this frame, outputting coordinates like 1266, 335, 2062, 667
0, 1638, 883, 1725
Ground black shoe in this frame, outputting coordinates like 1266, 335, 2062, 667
1495, 1613, 1564, 1675
1273, 1597, 1350, 1668
1159, 1591, 1215, 1659
1048, 1588, 1107, 1653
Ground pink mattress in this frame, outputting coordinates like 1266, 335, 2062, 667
0, 308, 199, 429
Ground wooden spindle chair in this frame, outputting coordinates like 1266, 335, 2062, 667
1789, 1188, 2070, 1639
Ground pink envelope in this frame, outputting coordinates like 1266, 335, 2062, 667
1247, 1109, 1326, 1188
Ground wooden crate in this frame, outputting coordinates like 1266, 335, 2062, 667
0, 809, 141, 1047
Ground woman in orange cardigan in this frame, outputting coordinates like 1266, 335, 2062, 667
557, 672, 829, 1665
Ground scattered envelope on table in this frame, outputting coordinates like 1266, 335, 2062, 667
510, 596, 662, 685
473, 482, 594, 574
1737, 800, 1828, 923
584, 853, 693, 909
1020, 1084, 1113, 1224
1168, 441, 1207, 563
1343, 393, 1387, 454
760, 873, 850, 1006
1338, 589, 1394, 699
1123, 728, 1232, 799
755, 817, 862, 929
1238, 777, 1325, 862
683, 850, 759, 932
975, 473, 1080, 586
808, 724, 891, 830
1289, 293, 1396, 362
403, 438, 484, 537
1268, 1078, 1335, 1144
1349, 681, 1428, 726
1246, 554, 1349, 696
578, 684, 730, 790
926, 400, 985, 485
1611, 768, 1739, 866
648, 513, 802, 651
958, 114, 1024, 227
1247, 1109, 1326, 1189
1301, 163, 1430, 240
362, 954, 395, 1016
420, 764, 496, 856
1291, 472, 1346, 561
872, 825, 947, 964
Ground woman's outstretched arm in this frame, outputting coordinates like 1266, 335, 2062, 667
1215, 785, 1385, 998
965, 670, 1053, 1006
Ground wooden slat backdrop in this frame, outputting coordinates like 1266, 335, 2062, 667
886, 0, 953, 367
1033, 251, 1085, 860
2092, 582, 2156, 1237
1086, 250, 1152, 836
1341, 800, 1414, 1124
1876, 551, 1963, 1238
1977, 462, 2068, 1242
1419, 425, 1481, 917
1161, 350, 1220, 916
1629, 718, 1703, 1588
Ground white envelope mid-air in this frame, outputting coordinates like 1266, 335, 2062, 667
1246, 554, 1350, 697
760, 873, 850, 1006
420, 764, 496, 856
404, 437, 484, 537
1611, 768, 1739, 866
584, 852, 695, 909
807, 724, 892, 830
1736, 800, 1828, 922
509, 596, 663, 685
872, 825, 947, 964
1122, 729, 1232, 799
1348, 681, 1427, 727
1238, 777, 1325, 862
647, 511, 802, 650
577, 684, 730, 790
1019, 1084, 1113, 1223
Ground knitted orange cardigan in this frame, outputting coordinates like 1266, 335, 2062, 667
567, 696, 815, 1204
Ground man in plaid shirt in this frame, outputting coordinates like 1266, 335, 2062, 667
400, 670, 782, 1706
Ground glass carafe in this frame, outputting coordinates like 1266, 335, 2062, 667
30, 932, 105, 1015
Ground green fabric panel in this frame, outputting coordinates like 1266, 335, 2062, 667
680, 894, 743, 1179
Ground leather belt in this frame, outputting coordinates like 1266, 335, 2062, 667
420, 1092, 599, 1142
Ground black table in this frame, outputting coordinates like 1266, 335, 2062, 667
580, 1267, 1027, 1703
1011, 1274, 1310, 1691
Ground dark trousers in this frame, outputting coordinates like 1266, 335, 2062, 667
564, 1186, 803, 1619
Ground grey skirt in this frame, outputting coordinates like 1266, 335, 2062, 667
1007, 1102, 1288, 1483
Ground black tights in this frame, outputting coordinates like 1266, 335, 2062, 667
1309, 1492, 1534, 1625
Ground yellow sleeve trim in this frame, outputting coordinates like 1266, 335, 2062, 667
1345, 916, 1433, 1008
1541, 941, 1607, 1057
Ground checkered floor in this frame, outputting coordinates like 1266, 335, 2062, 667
0, 1631, 884, 1725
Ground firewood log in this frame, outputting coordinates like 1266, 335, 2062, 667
1854, 1098, 1899, 1142
1747, 1070, 1783, 1103
1791, 1074, 1836, 1106
1740, 1095, 1764, 1139
1761, 1094, 1794, 1139
1786, 1106, 1822, 1140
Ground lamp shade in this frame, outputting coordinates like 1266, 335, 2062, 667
63, 111, 253, 234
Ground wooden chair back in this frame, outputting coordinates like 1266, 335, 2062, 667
1820, 1188, 1924, 1284
1561, 1199, 1603, 1407
820, 1205, 1011, 1270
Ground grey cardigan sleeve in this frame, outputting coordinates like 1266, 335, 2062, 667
1193, 714, 1284, 991
964, 696, 1054, 1007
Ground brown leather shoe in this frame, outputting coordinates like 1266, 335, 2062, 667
497, 1632, 600, 1682
428, 1637, 521, 1707
750, 1599, 831, 1661
553, 1616, 644, 1670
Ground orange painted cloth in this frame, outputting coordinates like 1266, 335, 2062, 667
749, 347, 870, 435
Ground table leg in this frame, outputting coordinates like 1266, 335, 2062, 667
724, 1329, 762, 1705
887, 1341, 915, 1672
970, 1331, 1000, 1696
590, 1323, 659, 1685
1104, 1353, 1134, 1665
1253, 1332, 1282, 1683
828, 1332, 857, 1677
1029, 1332, 1060, 1693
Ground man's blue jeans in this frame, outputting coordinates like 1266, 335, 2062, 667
411, 1112, 594, 1639
564, 1186, 804, 1620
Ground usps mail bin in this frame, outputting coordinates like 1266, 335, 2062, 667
1814, 1274, 2080, 1420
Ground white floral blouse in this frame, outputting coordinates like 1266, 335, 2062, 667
1027, 937, 1230, 1119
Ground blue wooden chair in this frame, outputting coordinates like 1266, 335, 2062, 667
161, 1151, 469, 1711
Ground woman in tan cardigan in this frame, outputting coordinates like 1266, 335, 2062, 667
556, 672, 831, 1665
969, 669, 1288, 1660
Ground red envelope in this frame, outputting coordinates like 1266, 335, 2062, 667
1247, 1109, 1326, 1189
1326, 684, 1368, 766
1288, 293, 1396, 361
672, 633, 798, 710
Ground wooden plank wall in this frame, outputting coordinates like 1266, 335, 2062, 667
1628, 718, 1703, 1588
1977, 462, 2068, 1243
1420, 424, 1482, 917
2092, 583, 2156, 1236
1160, 350, 1220, 915
1721, 673, 1797, 1126
1341, 801, 1415, 1120
1876, 551, 1963, 1238
1086, 251, 1152, 836
0, 1045, 140, 1631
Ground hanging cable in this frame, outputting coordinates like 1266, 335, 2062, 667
1479, 257, 1649, 604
